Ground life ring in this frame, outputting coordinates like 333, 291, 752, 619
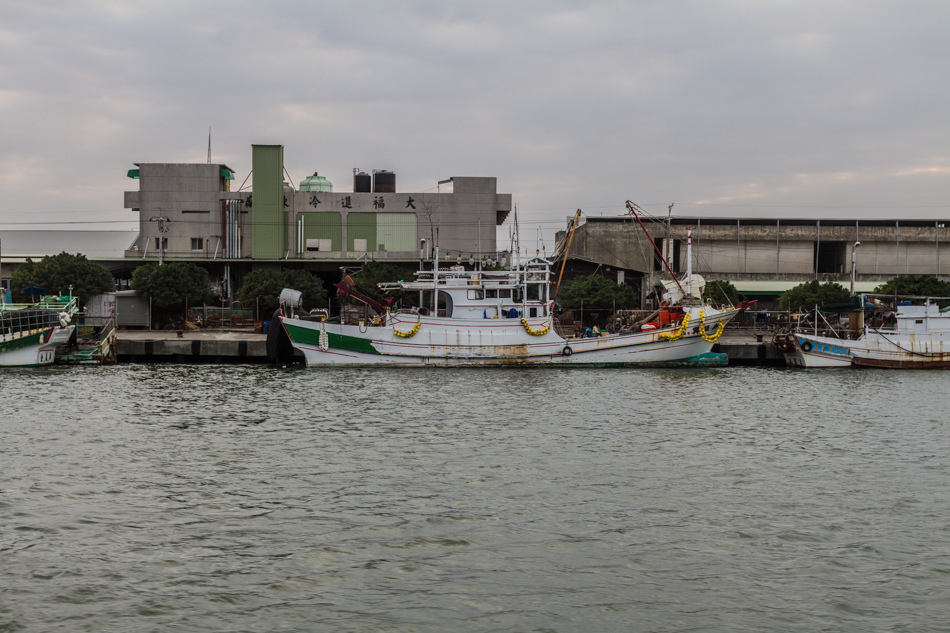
801, 340, 812, 352
562, 346, 573, 357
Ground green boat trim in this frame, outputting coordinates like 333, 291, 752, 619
282, 321, 380, 355
0, 328, 52, 353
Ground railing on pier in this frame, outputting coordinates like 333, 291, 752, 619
193, 307, 255, 329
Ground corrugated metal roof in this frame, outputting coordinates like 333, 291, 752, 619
0, 230, 138, 261
732, 280, 879, 294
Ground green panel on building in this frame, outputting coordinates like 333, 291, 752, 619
347, 213, 377, 252
376, 213, 417, 252
301, 212, 343, 251
251, 145, 286, 259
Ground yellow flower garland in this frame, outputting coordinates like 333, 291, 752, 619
393, 322, 422, 338
657, 313, 691, 341
698, 309, 726, 343
520, 317, 550, 336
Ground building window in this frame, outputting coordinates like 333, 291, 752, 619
155, 237, 167, 250
191, 238, 204, 250
306, 238, 332, 252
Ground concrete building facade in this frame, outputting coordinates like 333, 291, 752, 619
557, 215, 950, 307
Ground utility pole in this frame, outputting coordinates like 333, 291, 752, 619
851, 241, 861, 295
150, 212, 171, 265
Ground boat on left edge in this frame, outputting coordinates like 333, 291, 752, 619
0, 295, 78, 367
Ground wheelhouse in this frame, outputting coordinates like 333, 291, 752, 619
379, 256, 553, 320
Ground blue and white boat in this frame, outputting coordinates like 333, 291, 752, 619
776, 294, 950, 369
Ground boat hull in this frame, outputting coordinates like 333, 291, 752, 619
281, 308, 738, 367
0, 326, 71, 367
785, 330, 950, 369
782, 334, 855, 368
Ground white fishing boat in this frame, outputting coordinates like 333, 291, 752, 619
0, 295, 78, 367
276, 212, 745, 367
775, 294, 950, 368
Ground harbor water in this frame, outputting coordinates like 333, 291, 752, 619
2, 365, 949, 632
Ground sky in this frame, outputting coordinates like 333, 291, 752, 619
1, 0, 948, 253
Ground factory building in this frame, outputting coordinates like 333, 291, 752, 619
123, 144, 512, 297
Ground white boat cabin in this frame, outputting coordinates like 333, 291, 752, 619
888, 301, 950, 333
379, 257, 553, 320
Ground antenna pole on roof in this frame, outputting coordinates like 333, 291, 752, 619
207, 127, 211, 163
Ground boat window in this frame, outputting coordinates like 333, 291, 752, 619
498, 289, 511, 298
438, 291, 453, 317
486, 289, 498, 298
529, 307, 538, 318
467, 289, 483, 300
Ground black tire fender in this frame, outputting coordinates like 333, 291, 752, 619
801, 340, 813, 352
562, 345, 573, 357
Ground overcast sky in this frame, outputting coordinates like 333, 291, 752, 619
1, 1, 948, 252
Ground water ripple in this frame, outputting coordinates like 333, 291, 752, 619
2, 366, 950, 631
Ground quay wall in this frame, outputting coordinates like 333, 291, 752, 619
114, 332, 782, 366
117, 335, 276, 363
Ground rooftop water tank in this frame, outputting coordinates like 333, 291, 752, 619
354, 171, 372, 193
299, 172, 333, 192
373, 170, 396, 193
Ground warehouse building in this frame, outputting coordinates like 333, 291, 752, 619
555, 214, 950, 308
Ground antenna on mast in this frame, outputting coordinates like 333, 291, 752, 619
207, 127, 211, 163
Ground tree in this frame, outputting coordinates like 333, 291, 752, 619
9, 260, 36, 302
704, 279, 740, 306
236, 269, 327, 318
779, 280, 850, 311
9, 252, 113, 304
557, 275, 639, 311
350, 261, 417, 304
872, 275, 950, 297
132, 262, 215, 309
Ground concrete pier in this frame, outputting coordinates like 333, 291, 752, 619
713, 330, 786, 366
116, 330, 275, 363
114, 329, 785, 366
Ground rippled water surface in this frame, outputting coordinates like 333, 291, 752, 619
2, 365, 950, 632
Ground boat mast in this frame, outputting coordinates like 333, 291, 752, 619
514, 206, 524, 311
554, 209, 581, 302
433, 246, 439, 315
625, 200, 684, 294
685, 227, 693, 297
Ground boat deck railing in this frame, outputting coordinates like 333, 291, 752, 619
0, 306, 64, 339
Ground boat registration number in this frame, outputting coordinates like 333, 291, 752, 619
37, 349, 54, 364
